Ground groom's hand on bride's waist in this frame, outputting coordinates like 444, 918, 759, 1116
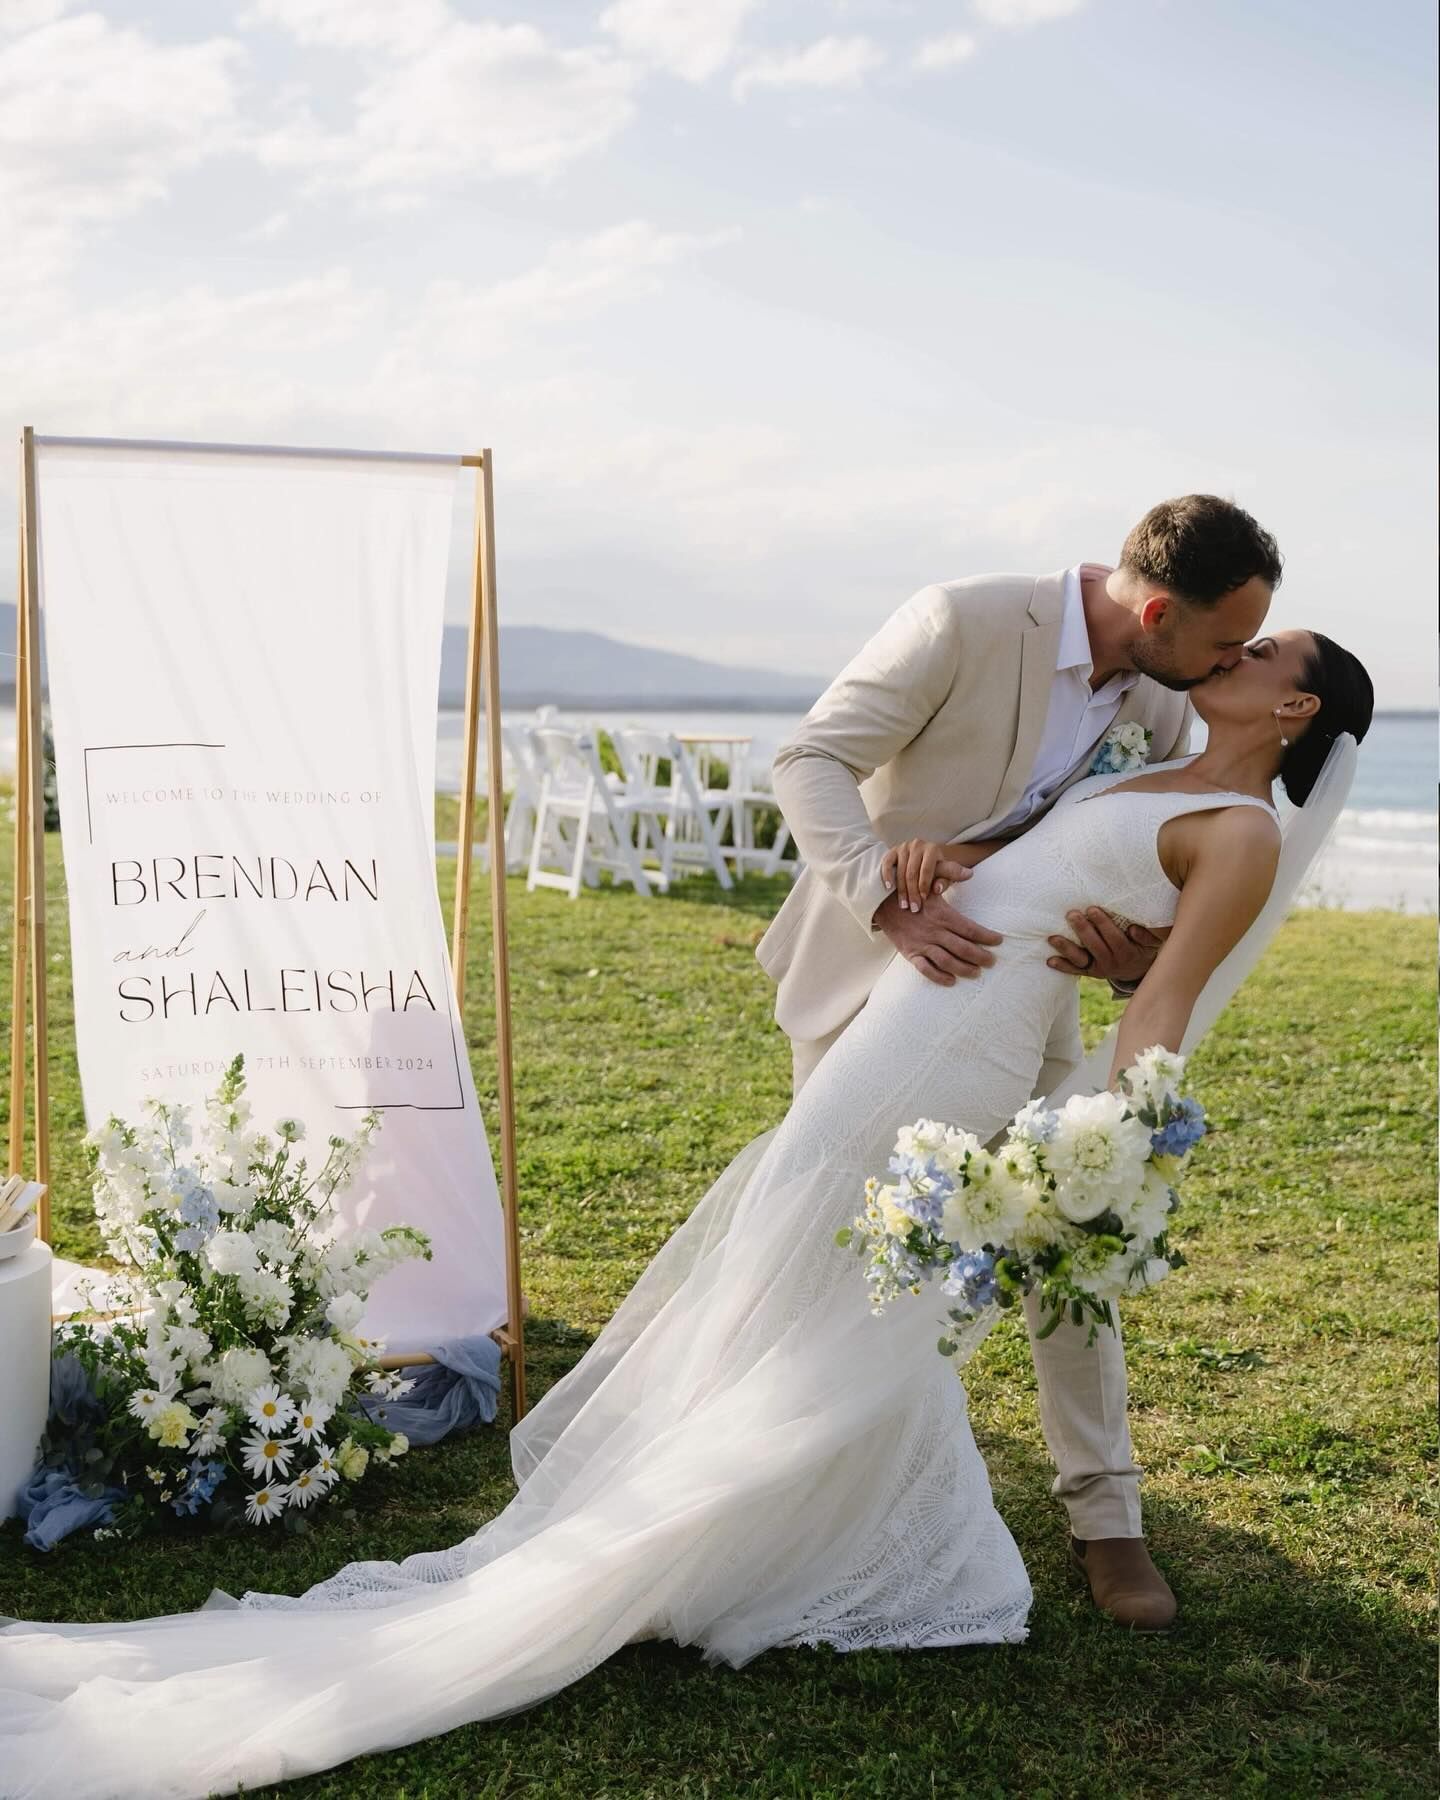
870, 885, 1003, 986
1046, 909, 1169, 992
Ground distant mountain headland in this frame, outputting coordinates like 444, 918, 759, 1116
0, 604, 823, 712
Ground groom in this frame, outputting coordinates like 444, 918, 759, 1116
757, 493, 1281, 1630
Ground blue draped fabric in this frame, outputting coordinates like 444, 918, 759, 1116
18, 1467, 123, 1551
354, 1334, 503, 1444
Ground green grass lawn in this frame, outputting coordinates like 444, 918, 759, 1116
1, 791, 1435, 1797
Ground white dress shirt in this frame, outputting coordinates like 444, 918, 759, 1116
988, 563, 1138, 836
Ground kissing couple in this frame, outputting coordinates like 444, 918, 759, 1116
0, 495, 1374, 1799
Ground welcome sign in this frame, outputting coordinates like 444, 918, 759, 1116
33, 440, 507, 1350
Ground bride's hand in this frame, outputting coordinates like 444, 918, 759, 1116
881, 838, 975, 912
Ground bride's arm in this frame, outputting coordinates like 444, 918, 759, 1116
881, 835, 1008, 911
1108, 808, 1280, 1084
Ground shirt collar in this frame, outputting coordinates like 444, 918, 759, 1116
1060, 563, 1138, 691
1058, 566, 1093, 672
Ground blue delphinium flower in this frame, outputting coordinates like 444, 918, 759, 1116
178, 1182, 219, 1230
1151, 1097, 1207, 1157
171, 1458, 227, 1516
887, 1152, 952, 1229
940, 1249, 998, 1314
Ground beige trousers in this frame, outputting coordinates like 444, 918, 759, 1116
792, 1016, 1144, 1541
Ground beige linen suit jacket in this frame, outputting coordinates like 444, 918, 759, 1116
756, 570, 1193, 1083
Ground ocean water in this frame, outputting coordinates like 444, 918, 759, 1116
439, 706, 1437, 915
2, 702, 1433, 913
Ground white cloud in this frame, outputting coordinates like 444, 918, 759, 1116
972, 0, 1086, 27
733, 35, 885, 99
0, 0, 66, 34
0, 220, 734, 441
599, 0, 758, 82
0, 12, 244, 292
913, 32, 978, 72
241, 0, 450, 55
254, 19, 639, 198
416, 219, 737, 335
0, 268, 382, 433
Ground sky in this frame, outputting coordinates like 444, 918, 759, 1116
1, 0, 1435, 705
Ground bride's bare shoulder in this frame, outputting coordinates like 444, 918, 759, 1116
1162, 801, 1281, 891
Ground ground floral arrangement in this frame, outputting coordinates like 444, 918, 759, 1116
37, 1055, 432, 1538
842, 1046, 1207, 1354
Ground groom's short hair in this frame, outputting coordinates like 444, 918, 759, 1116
1120, 495, 1283, 605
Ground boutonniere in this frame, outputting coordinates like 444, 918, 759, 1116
1089, 721, 1153, 776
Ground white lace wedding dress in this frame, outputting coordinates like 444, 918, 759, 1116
0, 760, 1279, 1799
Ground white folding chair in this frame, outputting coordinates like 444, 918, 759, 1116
612, 729, 734, 891
526, 727, 654, 899
500, 723, 545, 874
722, 755, 801, 877
608, 728, 682, 893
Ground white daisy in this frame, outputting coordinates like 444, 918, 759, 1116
311, 1446, 340, 1488
241, 1430, 295, 1481
286, 1466, 324, 1509
291, 1398, 334, 1445
246, 1383, 297, 1433
127, 1386, 172, 1426
245, 1484, 286, 1525
190, 1406, 229, 1457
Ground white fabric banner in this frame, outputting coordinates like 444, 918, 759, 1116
34, 441, 506, 1351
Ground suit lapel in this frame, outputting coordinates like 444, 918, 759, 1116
974, 571, 1065, 832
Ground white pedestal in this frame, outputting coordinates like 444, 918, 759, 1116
0, 1239, 52, 1520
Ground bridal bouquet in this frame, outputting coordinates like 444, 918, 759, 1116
39, 1054, 432, 1539
838, 1047, 1205, 1354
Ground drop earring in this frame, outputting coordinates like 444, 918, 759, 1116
1274, 708, 1289, 748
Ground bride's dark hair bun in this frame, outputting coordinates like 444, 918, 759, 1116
1280, 633, 1374, 806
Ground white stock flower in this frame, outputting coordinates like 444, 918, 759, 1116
164, 1324, 213, 1369
238, 1267, 294, 1329
1128, 1046, 1186, 1112
1046, 1092, 1153, 1223
1116, 1164, 1175, 1240
325, 1291, 366, 1333
142, 1351, 185, 1391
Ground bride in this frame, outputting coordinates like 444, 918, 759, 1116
0, 629, 1372, 1799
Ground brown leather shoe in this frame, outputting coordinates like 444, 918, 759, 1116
1070, 1535, 1177, 1631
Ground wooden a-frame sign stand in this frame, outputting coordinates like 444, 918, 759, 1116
5, 428, 528, 1421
